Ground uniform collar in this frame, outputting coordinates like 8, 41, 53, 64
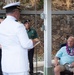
7, 15, 17, 21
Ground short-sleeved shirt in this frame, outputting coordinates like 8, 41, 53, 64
55, 46, 74, 65
26, 27, 38, 39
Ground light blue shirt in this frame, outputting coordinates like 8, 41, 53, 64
55, 46, 74, 65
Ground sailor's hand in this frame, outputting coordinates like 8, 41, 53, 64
32, 38, 39, 46
33, 38, 39, 42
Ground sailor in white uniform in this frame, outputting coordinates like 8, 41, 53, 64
0, 2, 39, 75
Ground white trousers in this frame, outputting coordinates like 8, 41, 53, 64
3, 72, 28, 75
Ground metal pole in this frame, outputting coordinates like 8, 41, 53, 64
35, 0, 38, 74
44, 0, 54, 75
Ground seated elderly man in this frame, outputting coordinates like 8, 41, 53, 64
54, 36, 74, 75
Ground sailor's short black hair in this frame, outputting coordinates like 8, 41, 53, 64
6, 5, 20, 13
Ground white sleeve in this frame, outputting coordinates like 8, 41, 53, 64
16, 24, 33, 49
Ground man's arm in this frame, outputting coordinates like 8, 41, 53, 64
32, 29, 40, 46
16, 24, 40, 49
53, 57, 60, 66
69, 62, 74, 67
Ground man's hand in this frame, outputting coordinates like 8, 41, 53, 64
70, 62, 74, 67
53, 57, 60, 67
33, 38, 39, 42
32, 38, 40, 46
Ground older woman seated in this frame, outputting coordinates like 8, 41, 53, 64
53, 36, 74, 75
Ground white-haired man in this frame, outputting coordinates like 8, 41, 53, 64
54, 36, 74, 75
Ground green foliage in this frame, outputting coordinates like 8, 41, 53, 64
21, 0, 29, 4
0, 2, 4, 9
0, 2, 3, 6
37, 0, 43, 10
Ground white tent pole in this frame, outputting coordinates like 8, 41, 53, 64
44, 0, 54, 75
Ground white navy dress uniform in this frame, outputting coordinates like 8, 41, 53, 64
0, 2, 33, 75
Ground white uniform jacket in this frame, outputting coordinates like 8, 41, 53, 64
0, 16, 33, 73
